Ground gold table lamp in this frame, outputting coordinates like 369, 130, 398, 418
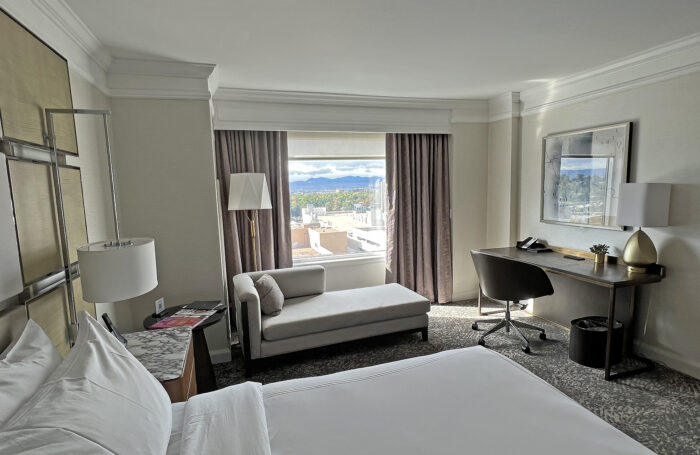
228, 173, 272, 272
617, 183, 671, 273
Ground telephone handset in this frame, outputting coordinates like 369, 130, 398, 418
518, 237, 538, 250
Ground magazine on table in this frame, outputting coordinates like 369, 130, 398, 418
148, 308, 217, 330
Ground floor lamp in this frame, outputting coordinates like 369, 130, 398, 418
228, 173, 272, 272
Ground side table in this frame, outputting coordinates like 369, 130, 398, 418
143, 302, 224, 393
124, 327, 196, 403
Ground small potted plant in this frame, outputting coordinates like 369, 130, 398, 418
590, 244, 610, 264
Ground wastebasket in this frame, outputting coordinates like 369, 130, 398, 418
569, 316, 623, 368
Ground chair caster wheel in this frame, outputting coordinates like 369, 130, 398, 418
471, 322, 479, 330
539, 332, 547, 340
522, 346, 531, 353
477, 338, 485, 346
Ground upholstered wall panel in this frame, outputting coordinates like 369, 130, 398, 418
7, 160, 62, 284
0, 9, 78, 155
72, 277, 96, 319
0, 153, 23, 302
59, 167, 88, 264
27, 286, 71, 357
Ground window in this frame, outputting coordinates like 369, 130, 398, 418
288, 133, 386, 261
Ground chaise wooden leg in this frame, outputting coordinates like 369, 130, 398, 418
421, 327, 429, 341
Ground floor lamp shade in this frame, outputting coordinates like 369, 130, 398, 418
77, 238, 158, 302
228, 173, 272, 210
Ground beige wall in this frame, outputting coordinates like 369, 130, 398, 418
486, 117, 519, 248
518, 72, 700, 377
109, 98, 227, 355
451, 122, 489, 300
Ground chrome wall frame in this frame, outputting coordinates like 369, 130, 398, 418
45, 108, 111, 343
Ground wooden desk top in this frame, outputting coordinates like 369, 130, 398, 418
478, 247, 664, 288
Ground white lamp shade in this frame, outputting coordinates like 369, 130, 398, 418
617, 183, 671, 227
77, 238, 158, 302
228, 173, 272, 210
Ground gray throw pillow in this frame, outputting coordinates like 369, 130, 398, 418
255, 274, 285, 316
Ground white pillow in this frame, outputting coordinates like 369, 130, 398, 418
0, 312, 172, 454
0, 319, 61, 426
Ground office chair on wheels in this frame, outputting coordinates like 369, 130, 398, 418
470, 250, 554, 353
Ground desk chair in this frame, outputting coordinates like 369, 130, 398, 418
470, 250, 554, 353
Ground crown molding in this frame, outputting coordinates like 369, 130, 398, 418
213, 88, 489, 131
521, 33, 700, 116
108, 58, 217, 100
488, 92, 520, 122
0, 0, 111, 94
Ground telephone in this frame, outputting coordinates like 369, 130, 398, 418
516, 237, 552, 253
102, 313, 128, 346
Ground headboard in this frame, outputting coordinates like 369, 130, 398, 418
0, 8, 95, 356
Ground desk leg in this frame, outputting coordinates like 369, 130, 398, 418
604, 287, 616, 380
192, 330, 218, 393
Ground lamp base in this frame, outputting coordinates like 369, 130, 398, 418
623, 228, 657, 273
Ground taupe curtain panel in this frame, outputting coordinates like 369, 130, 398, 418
215, 130, 292, 278
385, 133, 453, 303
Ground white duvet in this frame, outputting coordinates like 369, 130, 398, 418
175, 347, 654, 455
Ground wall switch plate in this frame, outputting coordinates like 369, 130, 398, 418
155, 298, 165, 315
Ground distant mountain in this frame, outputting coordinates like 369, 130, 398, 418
560, 168, 607, 178
290, 176, 383, 193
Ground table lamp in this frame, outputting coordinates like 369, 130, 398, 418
617, 183, 671, 273
228, 173, 272, 271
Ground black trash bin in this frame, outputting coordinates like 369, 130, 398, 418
569, 316, 623, 368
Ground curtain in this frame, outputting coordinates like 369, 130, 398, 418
215, 130, 292, 279
385, 133, 453, 303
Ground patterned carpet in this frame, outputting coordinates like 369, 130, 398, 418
214, 301, 700, 455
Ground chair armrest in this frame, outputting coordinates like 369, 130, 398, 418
232, 274, 262, 360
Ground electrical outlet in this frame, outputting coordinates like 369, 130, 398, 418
155, 297, 165, 315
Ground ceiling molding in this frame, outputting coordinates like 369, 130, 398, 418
107, 58, 217, 100
520, 32, 700, 116
488, 92, 520, 122
0, 0, 111, 93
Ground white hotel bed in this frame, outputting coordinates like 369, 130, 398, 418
169, 346, 654, 455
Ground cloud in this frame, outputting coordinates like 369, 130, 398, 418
289, 160, 385, 182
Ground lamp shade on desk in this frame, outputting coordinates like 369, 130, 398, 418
617, 183, 671, 272
617, 183, 671, 228
77, 238, 158, 302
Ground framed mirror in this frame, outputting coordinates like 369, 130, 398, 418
541, 122, 631, 230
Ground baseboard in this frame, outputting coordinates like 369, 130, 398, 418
633, 340, 700, 379
210, 348, 232, 365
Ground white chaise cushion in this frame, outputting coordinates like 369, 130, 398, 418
255, 274, 285, 316
0, 320, 61, 426
0, 312, 172, 454
261, 283, 430, 341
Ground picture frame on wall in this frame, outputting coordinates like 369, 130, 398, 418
540, 122, 631, 230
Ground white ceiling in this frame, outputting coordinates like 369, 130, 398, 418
66, 0, 700, 99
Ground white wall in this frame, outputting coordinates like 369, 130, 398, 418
109, 98, 227, 355
486, 118, 520, 247
519, 72, 700, 377
451, 123, 489, 300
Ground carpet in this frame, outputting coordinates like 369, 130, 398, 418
214, 302, 700, 455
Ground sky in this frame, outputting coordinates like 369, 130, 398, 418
288, 159, 385, 182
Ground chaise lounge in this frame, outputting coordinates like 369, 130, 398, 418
232, 265, 431, 375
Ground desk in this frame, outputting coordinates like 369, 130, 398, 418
477, 247, 665, 380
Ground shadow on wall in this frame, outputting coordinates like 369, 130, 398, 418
635, 182, 700, 365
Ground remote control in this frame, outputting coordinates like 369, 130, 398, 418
563, 255, 585, 261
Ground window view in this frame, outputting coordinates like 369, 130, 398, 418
288, 133, 386, 261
